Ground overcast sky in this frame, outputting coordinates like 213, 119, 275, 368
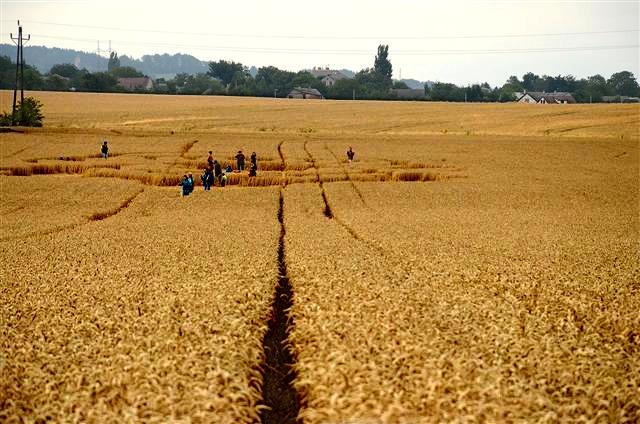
1, 0, 638, 86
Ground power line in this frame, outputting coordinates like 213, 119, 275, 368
4, 19, 639, 40
9, 20, 30, 125
7, 33, 638, 56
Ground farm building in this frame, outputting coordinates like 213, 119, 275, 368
517, 91, 576, 104
117, 77, 154, 91
287, 87, 324, 99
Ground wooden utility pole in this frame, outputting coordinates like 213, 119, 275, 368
10, 20, 30, 125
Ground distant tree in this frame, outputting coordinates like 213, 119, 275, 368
180, 73, 224, 95
465, 84, 484, 102
0, 55, 14, 89
543, 74, 577, 92
573, 74, 611, 102
228, 76, 257, 96
522, 72, 540, 91
374, 44, 393, 87
291, 71, 325, 94
484, 87, 501, 102
107, 52, 120, 72
166, 79, 177, 94
429, 82, 465, 101
607, 71, 640, 96
392, 81, 409, 89
498, 90, 516, 102
45, 74, 69, 91
208, 79, 225, 94
0, 56, 44, 90
254, 66, 296, 96
327, 78, 361, 100
1, 96, 44, 127
506, 75, 523, 90
80, 71, 117, 92
49, 63, 80, 79
70, 69, 90, 89
355, 68, 388, 98
109, 66, 144, 78
229, 68, 254, 91
23, 67, 45, 90
587, 74, 612, 98
208, 60, 246, 87
500, 75, 523, 100
174, 73, 189, 87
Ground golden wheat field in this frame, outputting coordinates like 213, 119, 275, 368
1, 90, 639, 423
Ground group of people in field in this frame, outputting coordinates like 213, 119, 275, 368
180, 150, 258, 196
100, 141, 356, 197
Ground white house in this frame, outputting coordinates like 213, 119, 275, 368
517, 91, 576, 104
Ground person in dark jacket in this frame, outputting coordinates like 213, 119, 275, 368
201, 168, 214, 191
180, 174, 190, 196
249, 161, 257, 177
101, 141, 109, 159
250, 152, 257, 168
207, 151, 214, 168
346, 146, 355, 164
225, 164, 233, 174
235, 150, 246, 171
213, 160, 222, 186
187, 173, 195, 194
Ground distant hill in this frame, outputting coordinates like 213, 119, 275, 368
0, 44, 209, 77
0, 44, 431, 84
0, 44, 108, 73
119, 54, 208, 78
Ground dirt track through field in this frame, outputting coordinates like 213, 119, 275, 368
259, 141, 302, 423
0, 189, 144, 241
303, 139, 334, 219
324, 142, 367, 206
87, 189, 144, 221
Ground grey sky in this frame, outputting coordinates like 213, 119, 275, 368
1, 0, 638, 86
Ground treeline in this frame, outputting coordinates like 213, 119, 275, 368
497, 71, 640, 102
428, 71, 640, 102
1, 44, 639, 102
0, 53, 147, 92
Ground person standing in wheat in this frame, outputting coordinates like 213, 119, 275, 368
346, 146, 355, 164
180, 174, 190, 196
101, 141, 109, 159
235, 150, 246, 171
213, 160, 222, 186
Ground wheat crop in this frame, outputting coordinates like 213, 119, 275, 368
0, 90, 638, 422
1, 187, 281, 422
